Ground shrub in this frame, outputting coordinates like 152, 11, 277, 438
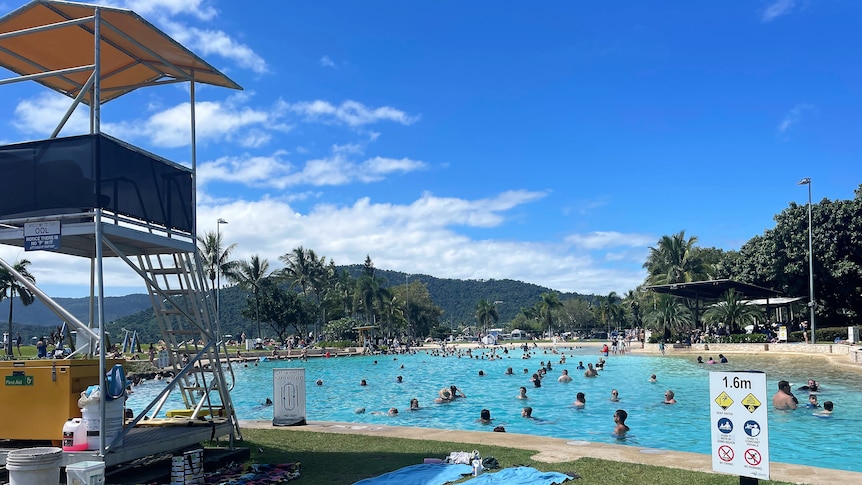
704, 333, 768, 344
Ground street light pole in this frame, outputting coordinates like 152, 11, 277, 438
798, 178, 815, 344
216, 218, 228, 327
405, 274, 410, 339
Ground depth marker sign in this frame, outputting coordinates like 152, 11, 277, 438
710, 371, 769, 479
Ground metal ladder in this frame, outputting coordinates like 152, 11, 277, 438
137, 250, 241, 438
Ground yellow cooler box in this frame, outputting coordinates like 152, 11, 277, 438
0, 359, 124, 441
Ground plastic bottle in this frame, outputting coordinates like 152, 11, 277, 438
62, 418, 88, 451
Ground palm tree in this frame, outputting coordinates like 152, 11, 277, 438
644, 231, 712, 286
597, 292, 620, 336
279, 247, 330, 337
704, 289, 763, 334
354, 274, 389, 325
474, 299, 499, 336
644, 295, 693, 342
278, 246, 316, 296
538, 292, 563, 339
224, 255, 271, 339
0, 259, 36, 356
196, 230, 237, 290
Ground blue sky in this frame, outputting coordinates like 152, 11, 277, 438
0, 0, 859, 298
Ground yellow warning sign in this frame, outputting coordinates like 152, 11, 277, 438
741, 393, 761, 413
715, 391, 733, 410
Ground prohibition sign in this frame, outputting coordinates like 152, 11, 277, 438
744, 448, 762, 466
718, 445, 734, 462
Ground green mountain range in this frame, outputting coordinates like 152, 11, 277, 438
2, 266, 588, 344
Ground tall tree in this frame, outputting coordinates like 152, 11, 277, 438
0, 259, 36, 356
253, 283, 313, 343
725, 186, 862, 327
538, 292, 563, 338
474, 299, 499, 336
644, 231, 713, 286
225, 255, 271, 339
196, 230, 237, 291
644, 295, 693, 341
354, 273, 389, 325
596, 292, 621, 335
703, 289, 763, 334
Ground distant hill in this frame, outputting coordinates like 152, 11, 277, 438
0, 294, 151, 327
4, 268, 593, 344
343, 265, 588, 325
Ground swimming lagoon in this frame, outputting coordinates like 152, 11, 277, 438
127, 346, 862, 473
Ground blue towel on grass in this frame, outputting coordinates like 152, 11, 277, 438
460, 466, 572, 485
353, 463, 473, 485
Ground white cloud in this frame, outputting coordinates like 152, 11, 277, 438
190, 190, 644, 296
566, 231, 654, 250
168, 24, 268, 74
105, 2, 266, 73
13, 93, 90, 136
761, 0, 795, 23
288, 100, 419, 127
197, 150, 428, 189
104, 98, 273, 148
777, 103, 813, 137
116, 0, 217, 21
5, 190, 646, 298
319, 56, 337, 68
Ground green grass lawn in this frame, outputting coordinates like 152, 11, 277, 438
236, 428, 795, 485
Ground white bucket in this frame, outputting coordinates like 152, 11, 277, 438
66, 460, 106, 485
6, 447, 62, 485
81, 399, 125, 450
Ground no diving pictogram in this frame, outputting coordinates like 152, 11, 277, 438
718, 445, 734, 462
744, 448, 762, 466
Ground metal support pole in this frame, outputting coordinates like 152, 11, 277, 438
799, 178, 815, 344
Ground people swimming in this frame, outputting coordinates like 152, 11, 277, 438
663, 390, 677, 404
718, 354, 728, 363
806, 394, 821, 409
696, 356, 704, 364
517, 386, 529, 399
409, 398, 420, 410
573, 392, 586, 408
435, 389, 452, 403
531, 373, 542, 387
610, 389, 620, 402
815, 401, 834, 417
797, 379, 820, 392
478, 408, 492, 424
613, 409, 630, 438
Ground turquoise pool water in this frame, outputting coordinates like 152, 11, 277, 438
126, 346, 862, 472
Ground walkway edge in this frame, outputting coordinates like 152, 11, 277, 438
239, 419, 858, 485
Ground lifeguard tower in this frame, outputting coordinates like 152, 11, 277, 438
0, 0, 242, 467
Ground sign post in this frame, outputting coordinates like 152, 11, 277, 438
24, 221, 60, 251
273, 368, 306, 426
710, 371, 769, 481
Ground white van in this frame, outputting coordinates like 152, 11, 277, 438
511, 329, 525, 339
